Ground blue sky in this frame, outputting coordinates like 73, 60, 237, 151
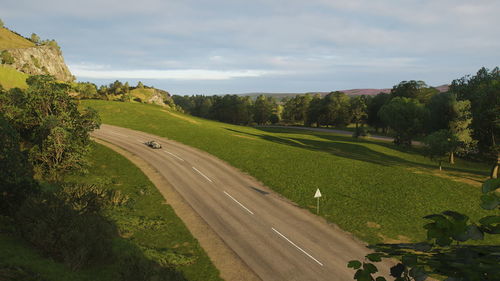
2, 0, 499, 94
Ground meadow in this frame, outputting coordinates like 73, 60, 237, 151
0, 143, 221, 281
81, 100, 496, 245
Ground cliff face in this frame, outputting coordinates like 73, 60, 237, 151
6, 45, 73, 82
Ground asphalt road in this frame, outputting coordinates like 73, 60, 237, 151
92, 124, 392, 281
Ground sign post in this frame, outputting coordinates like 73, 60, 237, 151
314, 188, 322, 214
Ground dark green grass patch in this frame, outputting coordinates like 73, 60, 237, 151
81, 100, 496, 245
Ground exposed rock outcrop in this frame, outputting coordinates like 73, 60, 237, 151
5, 45, 73, 82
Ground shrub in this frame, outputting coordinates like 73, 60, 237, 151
118, 251, 187, 281
0, 50, 15, 65
15, 187, 116, 270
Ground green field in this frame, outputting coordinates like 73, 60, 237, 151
0, 27, 35, 49
0, 65, 28, 89
81, 100, 496, 245
0, 143, 221, 281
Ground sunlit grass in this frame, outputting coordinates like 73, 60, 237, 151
82, 100, 496, 245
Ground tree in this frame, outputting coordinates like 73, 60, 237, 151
450, 67, 500, 178
283, 94, 312, 124
306, 94, 323, 127
137, 81, 145, 88
0, 18, 4, 28
366, 93, 390, 133
348, 178, 500, 281
448, 99, 475, 163
426, 93, 475, 163
0, 75, 101, 181
0, 114, 38, 215
30, 33, 41, 44
378, 97, 427, 146
253, 95, 274, 125
322, 91, 350, 127
350, 95, 368, 137
423, 130, 458, 170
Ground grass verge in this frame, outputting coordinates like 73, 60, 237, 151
0, 142, 221, 281
81, 100, 497, 246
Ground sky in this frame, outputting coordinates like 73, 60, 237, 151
2, 0, 499, 94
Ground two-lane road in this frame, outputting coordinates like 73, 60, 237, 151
92, 124, 392, 281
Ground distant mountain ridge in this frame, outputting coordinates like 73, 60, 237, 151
241, 84, 450, 100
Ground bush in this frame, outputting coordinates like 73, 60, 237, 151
118, 251, 186, 281
0, 50, 15, 65
352, 126, 369, 138
15, 187, 116, 270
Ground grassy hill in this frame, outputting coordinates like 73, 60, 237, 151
81, 100, 497, 245
0, 27, 35, 49
0, 65, 28, 89
130, 88, 157, 102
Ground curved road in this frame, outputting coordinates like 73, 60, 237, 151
92, 124, 392, 281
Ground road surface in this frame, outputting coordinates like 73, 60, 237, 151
92, 124, 392, 281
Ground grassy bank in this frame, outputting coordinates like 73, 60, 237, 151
81, 100, 496, 245
0, 65, 28, 89
0, 143, 221, 281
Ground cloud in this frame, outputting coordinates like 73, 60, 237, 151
69, 64, 276, 80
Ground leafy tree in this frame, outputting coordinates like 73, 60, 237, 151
253, 95, 274, 125
426, 93, 475, 163
378, 97, 427, 147
137, 81, 145, 88
367, 92, 390, 133
348, 178, 500, 281
423, 130, 458, 170
322, 91, 351, 127
0, 75, 100, 181
391, 80, 437, 104
283, 94, 312, 124
0, 50, 15, 65
306, 94, 323, 127
0, 114, 38, 215
350, 95, 368, 136
448, 99, 475, 163
30, 33, 41, 44
0, 18, 4, 28
450, 67, 500, 178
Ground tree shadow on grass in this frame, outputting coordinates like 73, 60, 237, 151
249, 127, 488, 177
226, 128, 426, 168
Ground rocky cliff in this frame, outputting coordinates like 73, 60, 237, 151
5, 45, 73, 82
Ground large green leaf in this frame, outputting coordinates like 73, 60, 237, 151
348, 260, 362, 269
480, 194, 499, 210
482, 178, 500, 193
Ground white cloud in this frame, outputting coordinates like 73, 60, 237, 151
69, 64, 276, 80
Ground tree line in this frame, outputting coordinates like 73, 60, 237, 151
173, 94, 281, 125
173, 67, 499, 177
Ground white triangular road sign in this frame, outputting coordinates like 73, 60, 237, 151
314, 188, 322, 198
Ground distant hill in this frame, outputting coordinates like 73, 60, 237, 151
129, 87, 172, 106
242, 85, 450, 100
